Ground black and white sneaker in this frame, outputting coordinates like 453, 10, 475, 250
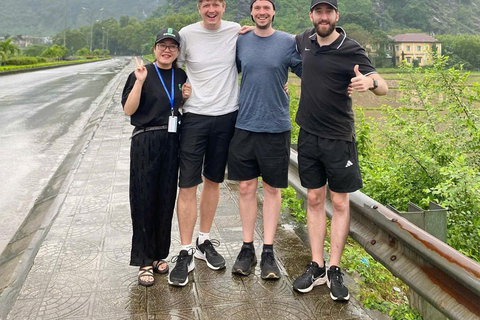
232, 244, 257, 276
327, 265, 350, 301
194, 238, 226, 270
260, 249, 280, 279
292, 261, 326, 293
168, 249, 195, 287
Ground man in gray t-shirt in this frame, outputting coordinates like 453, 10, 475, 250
168, 0, 241, 287
168, 0, 255, 288
228, 0, 301, 279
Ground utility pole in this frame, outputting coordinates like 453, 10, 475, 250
101, 27, 110, 52
81, 7, 103, 53
63, 0, 68, 47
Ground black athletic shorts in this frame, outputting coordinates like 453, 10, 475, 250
178, 111, 237, 188
297, 128, 362, 193
228, 128, 290, 188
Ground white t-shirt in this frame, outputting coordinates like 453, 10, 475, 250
178, 20, 240, 116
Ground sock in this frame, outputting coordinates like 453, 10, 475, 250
243, 241, 254, 249
263, 244, 273, 252
181, 244, 192, 253
198, 232, 210, 245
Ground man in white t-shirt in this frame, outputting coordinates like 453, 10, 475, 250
168, 0, 241, 287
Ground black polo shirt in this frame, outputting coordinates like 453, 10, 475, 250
295, 27, 376, 141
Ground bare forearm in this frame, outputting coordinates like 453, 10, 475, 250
123, 80, 144, 116
369, 74, 388, 96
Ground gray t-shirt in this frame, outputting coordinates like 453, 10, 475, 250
178, 21, 240, 116
235, 30, 302, 133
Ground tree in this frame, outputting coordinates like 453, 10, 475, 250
339, 0, 373, 15
76, 47, 91, 56
41, 44, 69, 60
22, 44, 48, 57
384, 0, 432, 31
342, 23, 372, 49
370, 30, 393, 67
340, 13, 376, 32
437, 33, 480, 70
0, 38, 20, 63
53, 29, 88, 54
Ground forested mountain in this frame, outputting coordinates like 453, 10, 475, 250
1, 0, 480, 37
160, 0, 480, 35
0, 0, 163, 36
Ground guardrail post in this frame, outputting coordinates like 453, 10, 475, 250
387, 201, 447, 242
387, 201, 448, 320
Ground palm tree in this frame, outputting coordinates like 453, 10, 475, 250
0, 38, 20, 64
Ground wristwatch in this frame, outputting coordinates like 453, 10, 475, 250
370, 78, 378, 90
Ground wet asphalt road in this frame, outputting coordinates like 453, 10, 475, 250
0, 57, 130, 254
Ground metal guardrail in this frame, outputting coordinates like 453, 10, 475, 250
288, 149, 480, 320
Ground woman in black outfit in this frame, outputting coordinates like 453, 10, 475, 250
121, 28, 191, 286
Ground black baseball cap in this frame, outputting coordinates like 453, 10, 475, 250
155, 27, 180, 46
250, 0, 275, 10
310, 0, 337, 11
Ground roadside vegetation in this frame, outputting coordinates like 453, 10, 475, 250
4, 0, 479, 70
0, 38, 109, 72
282, 55, 479, 319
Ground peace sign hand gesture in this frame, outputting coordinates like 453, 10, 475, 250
134, 57, 147, 83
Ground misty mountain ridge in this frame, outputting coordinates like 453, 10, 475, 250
1, 0, 479, 37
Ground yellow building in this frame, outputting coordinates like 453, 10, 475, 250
392, 33, 441, 66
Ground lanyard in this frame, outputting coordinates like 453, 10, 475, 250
153, 63, 174, 114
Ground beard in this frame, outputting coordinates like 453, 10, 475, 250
254, 16, 272, 29
256, 22, 271, 29
314, 20, 335, 38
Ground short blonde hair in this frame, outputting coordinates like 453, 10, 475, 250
197, 0, 225, 4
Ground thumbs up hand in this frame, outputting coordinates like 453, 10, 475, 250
354, 64, 362, 77
351, 64, 373, 92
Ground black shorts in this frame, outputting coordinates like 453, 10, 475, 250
228, 129, 290, 188
297, 128, 362, 193
178, 111, 237, 188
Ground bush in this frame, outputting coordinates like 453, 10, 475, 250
3, 56, 38, 65
41, 44, 69, 60
357, 56, 480, 262
76, 47, 91, 57
22, 44, 48, 57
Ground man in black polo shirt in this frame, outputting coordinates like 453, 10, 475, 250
291, 0, 388, 301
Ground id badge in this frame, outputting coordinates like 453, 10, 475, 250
168, 115, 178, 133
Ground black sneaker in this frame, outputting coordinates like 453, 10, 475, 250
327, 265, 350, 301
260, 249, 280, 279
232, 245, 257, 276
292, 261, 326, 293
168, 249, 195, 287
194, 238, 226, 270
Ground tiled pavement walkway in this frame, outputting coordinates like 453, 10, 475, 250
4, 62, 376, 320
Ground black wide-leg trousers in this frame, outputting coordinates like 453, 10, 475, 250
129, 130, 179, 266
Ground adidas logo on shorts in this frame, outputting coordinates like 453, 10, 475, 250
345, 160, 353, 168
